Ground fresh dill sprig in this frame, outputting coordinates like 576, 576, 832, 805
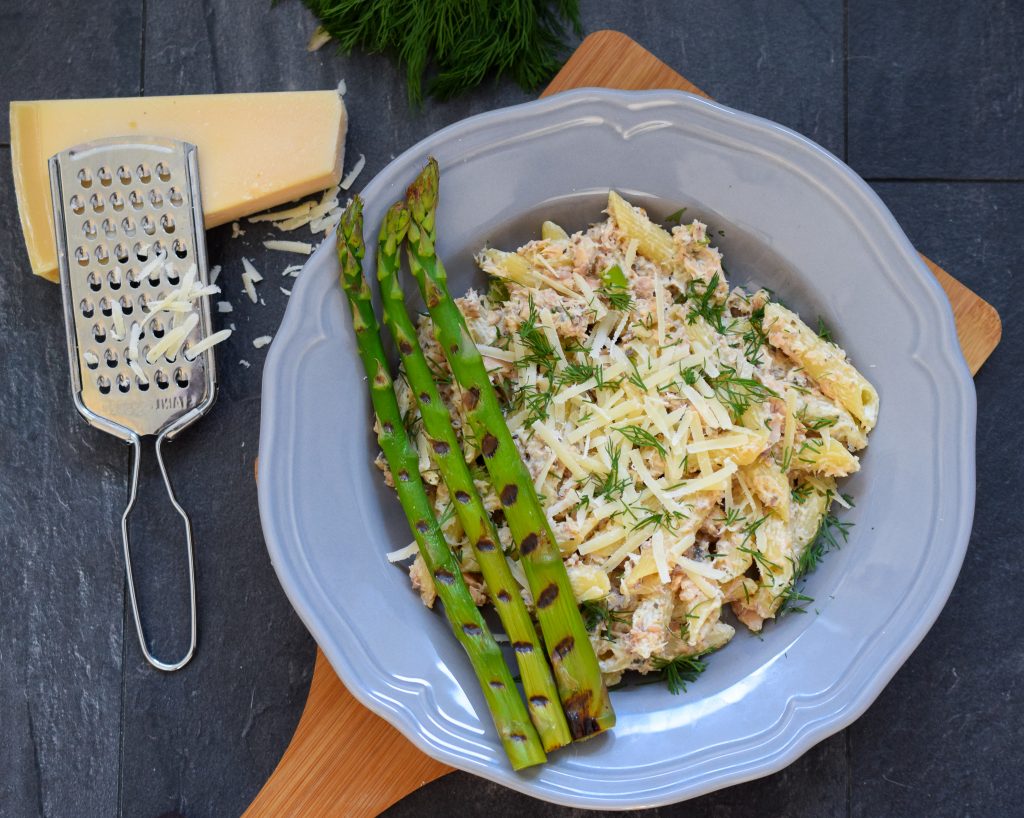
705, 366, 778, 420
580, 599, 630, 633
559, 361, 599, 386
631, 508, 687, 533
576, 440, 632, 505
624, 356, 648, 391
817, 315, 835, 343
614, 425, 667, 457
664, 207, 688, 226
515, 296, 557, 371
597, 264, 634, 311
796, 409, 839, 431
684, 273, 731, 333
741, 304, 769, 365
302, 0, 582, 105
651, 651, 711, 695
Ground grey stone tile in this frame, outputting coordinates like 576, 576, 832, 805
0, 0, 143, 144
847, 181, 1023, 817
0, 154, 124, 816
848, 1, 1024, 179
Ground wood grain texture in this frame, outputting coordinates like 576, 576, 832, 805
245, 30, 1004, 818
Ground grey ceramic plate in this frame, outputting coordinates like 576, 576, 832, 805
258, 89, 976, 809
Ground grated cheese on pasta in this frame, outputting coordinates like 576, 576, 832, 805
382, 192, 878, 687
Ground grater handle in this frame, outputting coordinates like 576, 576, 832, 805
121, 430, 198, 672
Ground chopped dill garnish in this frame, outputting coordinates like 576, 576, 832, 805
631, 507, 687, 533
614, 425, 667, 457
817, 316, 834, 343
683, 273, 731, 333
796, 409, 839, 431
625, 356, 648, 391
716, 507, 747, 528
515, 296, 557, 371
791, 483, 813, 504
651, 651, 711, 695
664, 207, 687, 226
574, 441, 632, 511
741, 304, 769, 365
597, 264, 634, 311
704, 366, 778, 420
580, 599, 629, 633
559, 361, 599, 386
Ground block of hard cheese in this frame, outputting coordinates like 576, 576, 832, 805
11, 90, 347, 282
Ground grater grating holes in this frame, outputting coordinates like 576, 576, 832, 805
97, 374, 111, 394
83, 220, 96, 239
95, 245, 109, 265
161, 214, 175, 233
172, 239, 187, 259
77, 168, 92, 187
99, 296, 112, 316
117, 165, 132, 185
114, 243, 129, 263
129, 189, 144, 209
154, 369, 169, 389
119, 295, 133, 315
155, 162, 171, 182
76, 246, 90, 266
136, 163, 151, 183
150, 189, 163, 208
87, 271, 101, 290
121, 217, 137, 236
110, 191, 125, 211
117, 373, 131, 393
104, 349, 118, 368
90, 193, 104, 213
166, 266, 180, 286
80, 298, 94, 317
141, 216, 155, 235
174, 368, 189, 388
168, 187, 183, 207
92, 323, 106, 343
71, 194, 85, 214
97, 166, 112, 186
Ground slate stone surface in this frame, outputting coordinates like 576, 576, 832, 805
1, 0, 1020, 816
0, 0, 144, 144
848, 0, 1024, 179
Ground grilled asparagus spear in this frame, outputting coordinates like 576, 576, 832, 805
404, 160, 615, 739
376, 200, 571, 752
337, 197, 545, 769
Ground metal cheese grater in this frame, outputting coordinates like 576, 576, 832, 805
49, 137, 219, 671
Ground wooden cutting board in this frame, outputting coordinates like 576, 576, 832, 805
244, 30, 1003, 818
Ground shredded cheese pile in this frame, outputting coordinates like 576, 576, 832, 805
383, 192, 879, 685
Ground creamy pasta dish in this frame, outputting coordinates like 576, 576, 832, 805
384, 191, 879, 688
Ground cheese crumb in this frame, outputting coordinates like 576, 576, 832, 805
239, 359, 251, 368
209, 264, 222, 285
231, 221, 245, 238
308, 25, 332, 52
253, 335, 273, 349
264, 239, 313, 255
340, 154, 366, 191
217, 301, 233, 313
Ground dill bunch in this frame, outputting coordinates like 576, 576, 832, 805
302, 0, 583, 104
